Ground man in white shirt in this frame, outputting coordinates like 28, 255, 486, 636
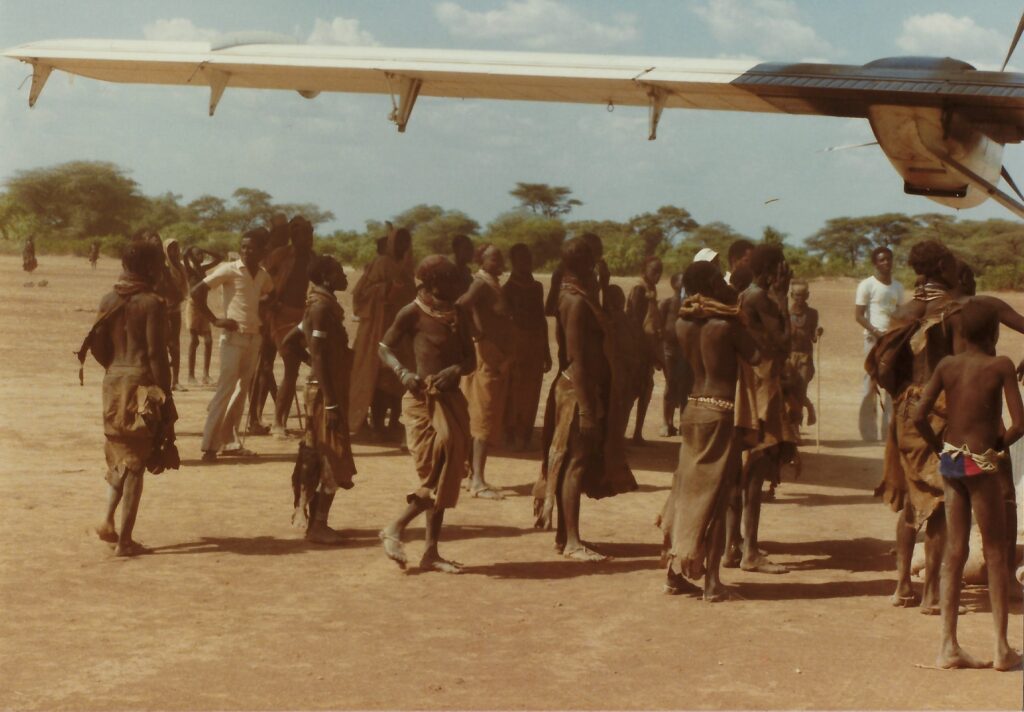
854, 246, 904, 441
191, 228, 273, 460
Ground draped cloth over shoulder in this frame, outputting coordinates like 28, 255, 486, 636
99, 274, 179, 486
461, 269, 513, 445
874, 294, 961, 528
533, 281, 636, 527
347, 231, 416, 434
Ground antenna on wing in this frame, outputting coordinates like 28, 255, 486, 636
1000, 10, 1024, 71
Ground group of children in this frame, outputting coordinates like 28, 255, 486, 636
84, 227, 1021, 671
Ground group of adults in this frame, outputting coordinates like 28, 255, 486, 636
84, 218, 1021, 669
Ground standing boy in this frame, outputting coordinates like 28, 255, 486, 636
855, 246, 904, 441
183, 246, 224, 385
626, 256, 665, 444
913, 299, 1022, 671
378, 256, 476, 573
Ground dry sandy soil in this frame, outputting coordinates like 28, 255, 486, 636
1, 254, 1022, 711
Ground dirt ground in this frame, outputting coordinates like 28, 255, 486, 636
1, 254, 1022, 711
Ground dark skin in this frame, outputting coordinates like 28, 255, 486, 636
914, 336, 1023, 671
190, 235, 265, 332
626, 258, 665, 444
659, 273, 686, 436
378, 274, 476, 573
164, 241, 186, 390
789, 285, 822, 425
556, 252, 610, 561
183, 247, 224, 384
456, 245, 512, 497
854, 251, 894, 339
302, 260, 349, 545
92, 253, 170, 557
267, 228, 314, 434
504, 248, 552, 448
673, 275, 760, 600
726, 258, 791, 574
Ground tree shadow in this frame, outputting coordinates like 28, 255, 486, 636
150, 536, 316, 556
760, 537, 894, 573
790, 451, 883, 491
959, 585, 1024, 615
406, 523, 539, 543
778, 492, 880, 507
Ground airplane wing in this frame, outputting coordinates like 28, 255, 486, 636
7, 38, 1024, 137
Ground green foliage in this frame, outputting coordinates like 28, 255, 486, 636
484, 211, 566, 269
317, 229, 380, 268
509, 183, 581, 218
806, 213, 918, 266
391, 204, 480, 259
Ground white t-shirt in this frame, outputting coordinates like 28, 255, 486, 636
203, 259, 273, 334
855, 275, 904, 334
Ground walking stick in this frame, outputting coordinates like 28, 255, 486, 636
815, 331, 822, 454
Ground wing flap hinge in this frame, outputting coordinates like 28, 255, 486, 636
28, 63, 53, 108
384, 72, 422, 133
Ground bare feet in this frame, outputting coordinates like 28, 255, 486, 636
201, 376, 212, 386
563, 545, 608, 562
890, 592, 920, 608
291, 507, 309, 529
271, 424, 289, 439
994, 646, 1023, 672
664, 569, 701, 596
740, 554, 788, 574
703, 582, 732, 602
187, 376, 198, 386
113, 540, 151, 557
379, 529, 407, 570
936, 644, 991, 670
248, 423, 271, 436
722, 548, 742, 569
920, 604, 967, 616
305, 522, 344, 545
420, 554, 464, 574
95, 523, 118, 543
631, 434, 647, 446
201, 450, 217, 463
471, 484, 504, 500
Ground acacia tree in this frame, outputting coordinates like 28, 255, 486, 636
628, 205, 699, 257
4, 161, 146, 239
509, 183, 582, 217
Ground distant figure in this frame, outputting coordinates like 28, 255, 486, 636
158, 237, 190, 392
293, 255, 357, 545
87, 241, 179, 556
626, 256, 665, 444
855, 246, 904, 441
22, 236, 37, 273
786, 281, 822, 427
604, 285, 644, 438
260, 215, 315, 436
913, 298, 1022, 671
377, 256, 476, 573
533, 237, 637, 560
182, 246, 224, 385
451, 233, 475, 298
349, 226, 417, 440
501, 243, 551, 450
458, 243, 514, 498
659, 271, 687, 436
88, 241, 100, 270
193, 229, 272, 461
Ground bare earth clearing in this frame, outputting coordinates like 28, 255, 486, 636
1, 255, 1021, 710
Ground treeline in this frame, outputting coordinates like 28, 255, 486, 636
2, 161, 1023, 290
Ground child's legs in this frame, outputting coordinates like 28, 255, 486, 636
940, 477, 971, 649
966, 474, 1013, 656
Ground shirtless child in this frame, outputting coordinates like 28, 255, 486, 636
626, 257, 665, 444
913, 299, 1023, 671
659, 262, 759, 600
378, 256, 476, 573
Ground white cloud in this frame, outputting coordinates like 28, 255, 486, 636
692, 0, 832, 60
307, 17, 378, 46
896, 13, 1006, 67
142, 18, 219, 42
434, 0, 637, 49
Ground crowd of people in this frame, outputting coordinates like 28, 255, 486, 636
78, 217, 1023, 671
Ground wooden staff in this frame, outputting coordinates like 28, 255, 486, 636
815, 329, 822, 453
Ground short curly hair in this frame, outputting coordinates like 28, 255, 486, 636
415, 254, 459, 287
560, 236, 594, 278
907, 240, 953, 281
121, 240, 163, 277
308, 254, 341, 285
682, 261, 720, 298
749, 244, 784, 278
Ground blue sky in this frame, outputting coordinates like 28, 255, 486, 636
1, 0, 1021, 243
